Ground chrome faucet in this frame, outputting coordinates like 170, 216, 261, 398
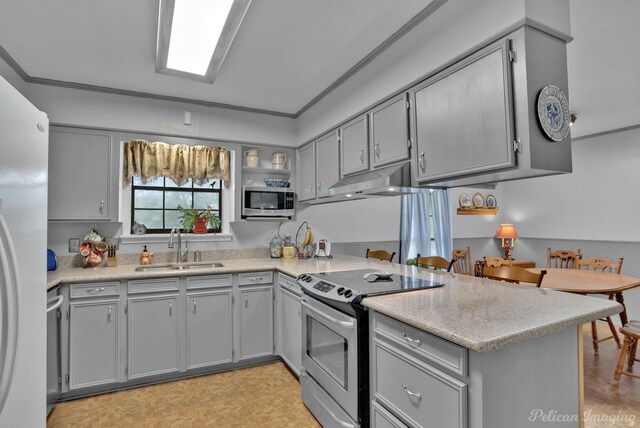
168, 227, 188, 263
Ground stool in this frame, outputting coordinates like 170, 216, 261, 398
613, 320, 640, 383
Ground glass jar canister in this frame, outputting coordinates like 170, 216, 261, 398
269, 235, 283, 258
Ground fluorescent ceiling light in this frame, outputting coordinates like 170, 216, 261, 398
167, 0, 233, 75
156, 0, 252, 83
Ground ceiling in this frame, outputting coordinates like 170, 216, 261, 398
0, 0, 638, 134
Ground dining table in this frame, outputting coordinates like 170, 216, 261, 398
528, 267, 640, 326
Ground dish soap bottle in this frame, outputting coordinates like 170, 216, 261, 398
140, 245, 153, 265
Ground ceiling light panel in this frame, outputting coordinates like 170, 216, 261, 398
156, 0, 252, 83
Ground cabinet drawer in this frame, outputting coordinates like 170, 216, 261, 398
373, 313, 467, 378
70, 282, 120, 299
186, 274, 232, 290
278, 273, 301, 295
238, 271, 273, 286
372, 401, 408, 428
373, 340, 467, 428
128, 277, 179, 294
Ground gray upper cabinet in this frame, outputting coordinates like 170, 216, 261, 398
238, 285, 274, 360
340, 115, 369, 176
127, 293, 180, 379
68, 299, 120, 390
48, 127, 118, 221
315, 131, 340, 198
411, 40, 515, 183
297, 142, 316, 202
370, 94, 410, 168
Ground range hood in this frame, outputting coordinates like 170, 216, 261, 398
327, 161, 427, 200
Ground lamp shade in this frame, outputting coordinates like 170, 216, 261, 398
495, 223, 519, 239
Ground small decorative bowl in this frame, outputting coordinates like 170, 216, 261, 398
264, 178, 288, 187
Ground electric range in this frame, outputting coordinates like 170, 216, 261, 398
297, 269, 445, 428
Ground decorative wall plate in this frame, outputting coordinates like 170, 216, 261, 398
537, 85, 571, 142
486, 195, 497, 207
459, 193, 472, 208
472, 193, 484, 207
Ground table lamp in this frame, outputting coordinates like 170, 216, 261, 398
495, 223, 519, 259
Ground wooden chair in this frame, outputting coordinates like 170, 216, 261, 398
547, 248, 581, 269
575, 256, 624, 355
416, 254, 454, 272
366, 248, 396, 263
451, 247, 472, 275
613, 320, 640, 384
482, 265, 547, 287
483, 256, 512, 268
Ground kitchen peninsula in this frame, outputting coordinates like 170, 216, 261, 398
48, 254, 620, 427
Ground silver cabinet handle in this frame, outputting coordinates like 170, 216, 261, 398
87, 287, 105, 294
244, 293, 248, 308
375, 141, 380, 158
107, 306, 112, 322
99, 200, 104, 214
169, 300, 173, 316
249, 276, 264, 282
402, 332, 422, 346
317, 181, 322, 193
193, 298, 197, 314
419, 152, 425, 173
298, 308, 301, 318
402, 383, 422, 400
359, 148, 364, 163
307, 184, 313, 195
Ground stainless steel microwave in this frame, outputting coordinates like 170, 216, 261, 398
242, 186, 295, 219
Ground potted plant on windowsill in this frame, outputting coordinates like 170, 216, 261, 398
177, 205, 220, 234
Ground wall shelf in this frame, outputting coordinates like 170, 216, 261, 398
241, 166, 290, 175
457, 207, 498, 215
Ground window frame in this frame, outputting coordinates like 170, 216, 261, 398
130, 177, 223, 234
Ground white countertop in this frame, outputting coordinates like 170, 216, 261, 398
48, 254, 622, 352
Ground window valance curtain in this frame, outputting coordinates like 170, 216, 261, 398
123, 139, 231, 187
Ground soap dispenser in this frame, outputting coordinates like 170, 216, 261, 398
140, 245, 153, 265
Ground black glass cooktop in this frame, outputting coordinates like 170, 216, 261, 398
313, 269, 444, 297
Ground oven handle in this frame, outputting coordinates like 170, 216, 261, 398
301, 300, 355, 329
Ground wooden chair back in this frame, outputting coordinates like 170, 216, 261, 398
451, 247, 472, 275
483, 256, 512, 268
482, 266, 547, 287
416, 255, 454, 272
575, 257, 624, 274
547, 248, 581, 269
366, 248, 396, 263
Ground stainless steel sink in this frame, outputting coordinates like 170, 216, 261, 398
135, 262, 224, 272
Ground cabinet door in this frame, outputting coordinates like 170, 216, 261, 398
411, 40, 515, 182
340, 115, 369, 176
128, 295, 179, 379
68, 300, 119, 389
280, 287, 302, 374
186, 290, 233, 369
315, 131, 340, 198
297, 142, 316, 201
48, 128, 116, 220
239, 286, 274, 360
371, 94, 410, 168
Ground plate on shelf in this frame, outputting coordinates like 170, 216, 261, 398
486, 195, 497, 207
459, 193, 472, 208
472, 193, 484, 207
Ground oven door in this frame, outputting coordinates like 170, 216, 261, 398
301, 295, 359, 421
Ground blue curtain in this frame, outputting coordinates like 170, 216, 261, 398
400, 190, 452, 262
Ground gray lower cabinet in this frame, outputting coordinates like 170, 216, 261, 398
186, 289, 233, 369
239, 285, 274, 360
48, 127, 118, 221
127, 293, 180, 379
278, 274, 302, 375
68, 299, 120, 390
370, 94, 410, 168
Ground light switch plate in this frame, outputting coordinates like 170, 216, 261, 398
69, 238, 79, 253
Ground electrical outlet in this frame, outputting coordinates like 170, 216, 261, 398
69, 238, 79, 253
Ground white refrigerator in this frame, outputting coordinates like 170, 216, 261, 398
0, 75, 49, 426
